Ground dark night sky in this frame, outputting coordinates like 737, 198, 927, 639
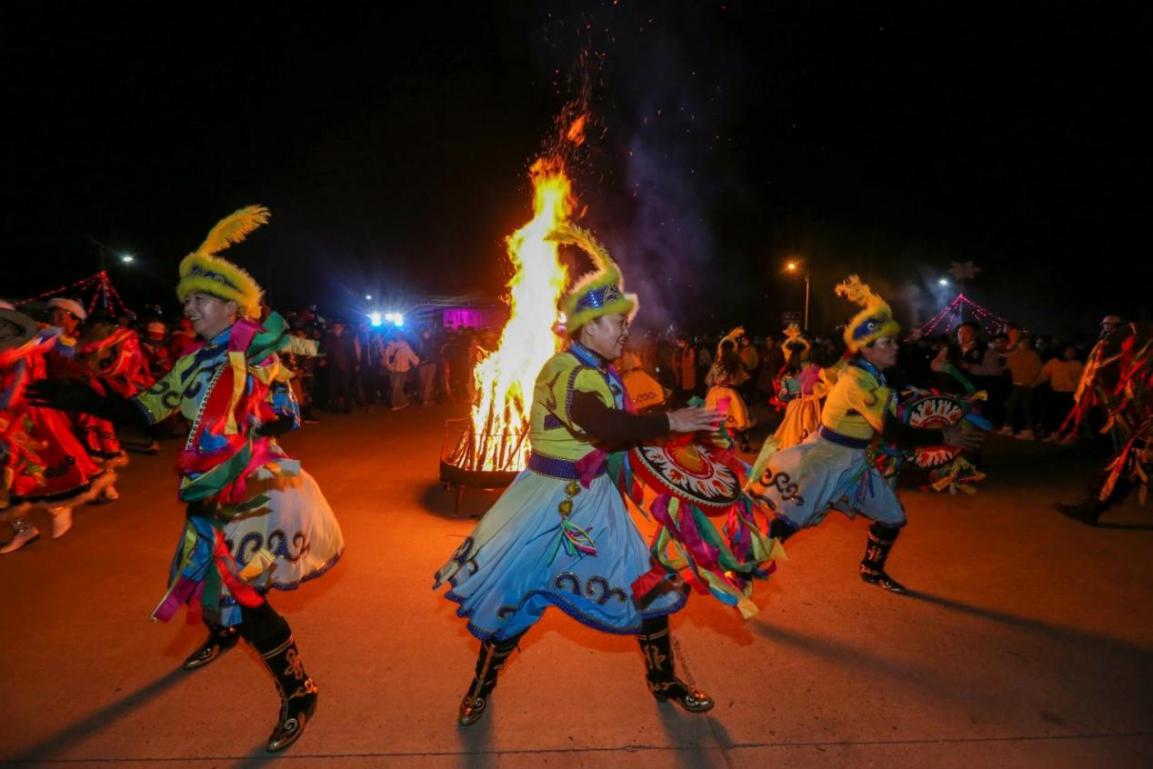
2, 1, 1148, 336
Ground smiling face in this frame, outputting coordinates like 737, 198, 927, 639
50, 307, 81, 336
183, 292, 238, 340
860, 336, 899, 370
579, 312, 630, 360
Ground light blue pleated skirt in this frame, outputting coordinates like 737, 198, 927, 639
435, 470, 686, 641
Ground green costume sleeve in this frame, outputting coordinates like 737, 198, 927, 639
134, 354, 196, 425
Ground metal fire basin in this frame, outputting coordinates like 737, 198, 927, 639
438, 460, 519, 490
439, 418, 521, 514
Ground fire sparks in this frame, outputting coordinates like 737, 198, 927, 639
454, 155, 576, 472
565, 115, 587, 146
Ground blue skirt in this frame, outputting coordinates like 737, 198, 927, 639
435, 469, 686, 641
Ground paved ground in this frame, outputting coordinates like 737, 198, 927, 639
2, 403, 1152, 768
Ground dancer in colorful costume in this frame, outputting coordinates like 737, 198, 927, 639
1, 306, 116, 553
750, 326, 833, 497
1055, 318, 1152, 524
29, 206, 344, 752
705, 327, 754, 451
779, 323, 811, 364
141, 320, 173, 378
768, 325, 829, 451
435, 224, 722, 727
44, 298, 129, 501
746, 276, 982, 593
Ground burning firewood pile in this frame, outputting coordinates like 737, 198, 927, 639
439, 127, 585, 511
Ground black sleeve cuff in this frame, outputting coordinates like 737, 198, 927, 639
570, 390, 669, 445
256, 414, 297, 437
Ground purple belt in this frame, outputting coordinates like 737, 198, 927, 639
528, 452, 607, 480
819, 426, 872, 449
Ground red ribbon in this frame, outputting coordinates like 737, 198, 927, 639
212, 531, 264, 608
574, 449, 607, 489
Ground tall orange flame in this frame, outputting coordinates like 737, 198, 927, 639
461, 156, 575, 471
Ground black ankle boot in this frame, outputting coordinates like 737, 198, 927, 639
768, 516, 797, 543
638, 617, 714, 713
260, 635, 318, 752
182, 624, 240, 670
1057, 474, 1135, 526
860, 523, 908, 594
458, 634, 521, 727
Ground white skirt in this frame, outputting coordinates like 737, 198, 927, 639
746, 433, 905, 529
224, 469, 345, 591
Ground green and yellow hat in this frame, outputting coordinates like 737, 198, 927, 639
176, 205, 269, 319
835, 275, 901, 352
550, 224, 638, 334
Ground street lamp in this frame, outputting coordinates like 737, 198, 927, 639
937, 277, 949, 286
784, 260, 811, 331
120, 253, 135, 264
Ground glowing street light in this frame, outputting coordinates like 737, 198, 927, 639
120, 253, 135, 264
938, 278, 949, 286
784, 259, 810, 331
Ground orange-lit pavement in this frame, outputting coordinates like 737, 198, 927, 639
2, 404, 1152, 768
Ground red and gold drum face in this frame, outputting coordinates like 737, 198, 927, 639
630, 439, 741, 514
900, 393, 967, 469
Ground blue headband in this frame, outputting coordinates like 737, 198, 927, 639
575, 284, 622, 314
852, 314, 887, 340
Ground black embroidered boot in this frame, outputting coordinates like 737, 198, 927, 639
859, 523, 908, 594
638, 617, 714, 713
181, 623, 240, 670
768, 516, 797, 543
260, 635, 318, 752
458, 634, 521, 727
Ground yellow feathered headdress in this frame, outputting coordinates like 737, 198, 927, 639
780, 322, 812, 358
551, 224, 638, 334
176, 205, 269, 318
717, 326, 746, 359
835, 275, 900, 352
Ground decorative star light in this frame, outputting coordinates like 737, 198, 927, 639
947, 261, 982, 281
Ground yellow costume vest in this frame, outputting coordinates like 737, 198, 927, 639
529, 348, 619, 462
819, 362, 895, 441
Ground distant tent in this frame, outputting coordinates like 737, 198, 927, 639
914, 293, 1007, 338
441, 305, 508, 330
16, 269, 132, 318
